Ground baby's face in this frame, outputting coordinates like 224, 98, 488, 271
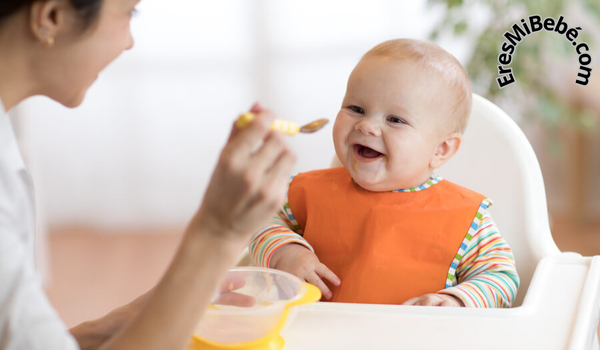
333, 55, 453, 191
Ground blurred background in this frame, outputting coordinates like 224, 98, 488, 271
6, 0, 599, 327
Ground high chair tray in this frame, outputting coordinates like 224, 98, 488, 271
282, 255, 600, 350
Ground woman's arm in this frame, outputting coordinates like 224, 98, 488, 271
99, 229, 251, 350
71, 232, 249, 350
84, 104, 296, 350
70, 290, 152, 350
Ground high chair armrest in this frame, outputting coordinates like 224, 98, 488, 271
281, 255, 600, 350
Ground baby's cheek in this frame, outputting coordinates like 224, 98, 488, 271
332, 131, 348, 165
387, 153, 416, 178
332, 123, 346, 147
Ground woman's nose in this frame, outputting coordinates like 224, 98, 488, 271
125, 34, 135, 51
355, 119, 381, 137
125, 30, 135, 51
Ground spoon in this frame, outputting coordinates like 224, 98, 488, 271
236, 113, 329, 136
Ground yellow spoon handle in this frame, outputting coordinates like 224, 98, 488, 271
236, 113, 300, 136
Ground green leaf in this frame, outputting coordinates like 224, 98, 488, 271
577, 109, 598, 131
547, 133, 563, 159
448, 0, 464, 8
426, 0, 445, 6
425, 0, 600, 137
578, 32, 594, 47
581, 0, 600, 22
453, 20, 468, 35
537, 94, 560, 127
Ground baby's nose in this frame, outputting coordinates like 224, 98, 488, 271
355, 120, 381, 137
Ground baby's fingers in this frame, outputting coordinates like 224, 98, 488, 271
440, 298, 456, 307
420, 296, 442, 306
315, 263, 341, 287
403, 297, 420, 306
306, 272, 333, 300
403, 294, 443, 306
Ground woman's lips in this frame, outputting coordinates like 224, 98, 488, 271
353, 144, 384, 163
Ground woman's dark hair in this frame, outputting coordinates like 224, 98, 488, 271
0, 0, 103, 30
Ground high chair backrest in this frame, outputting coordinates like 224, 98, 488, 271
329, 94, 561, 307
437, 94, 561, 306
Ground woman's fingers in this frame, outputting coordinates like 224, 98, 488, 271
214, 273, 255, 307
243, 143, 295, 218
218, 273, 246, 292
250, 131, 288, 178
227, 102, 264, 143
227, 110, 276, 162
194, 104, 295, 240
249, 102, 263, 113
213, 292, 256, 307
260, 144, 296, 198
223, 110, 284, 208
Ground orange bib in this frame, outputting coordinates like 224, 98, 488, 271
288, 167, 487, 304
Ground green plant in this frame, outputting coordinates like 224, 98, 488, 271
429, 0, 599, 134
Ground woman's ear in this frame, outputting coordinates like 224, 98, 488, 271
429, 132, 462, 169
29, 1, 70, 46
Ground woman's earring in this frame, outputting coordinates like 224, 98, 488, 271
39, 26, 55, 48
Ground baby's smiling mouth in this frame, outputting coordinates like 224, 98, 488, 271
353, 144, 384, 160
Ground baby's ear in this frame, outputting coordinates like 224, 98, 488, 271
429, 133, 462, 169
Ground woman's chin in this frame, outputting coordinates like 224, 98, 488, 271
61, 90, 88, 108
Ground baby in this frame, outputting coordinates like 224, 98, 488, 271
250, 39, 519, 307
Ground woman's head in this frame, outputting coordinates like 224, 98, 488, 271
0, 0, 138, 108
1, 0, 103, 30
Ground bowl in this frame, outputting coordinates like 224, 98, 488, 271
192, 267, 321, 350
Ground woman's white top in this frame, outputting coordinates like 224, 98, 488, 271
0, 99, 80, 349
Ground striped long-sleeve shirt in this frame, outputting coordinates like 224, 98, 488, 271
249, 175, 520, 308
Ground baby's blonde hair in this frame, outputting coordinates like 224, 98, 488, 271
363, 39, 472, 134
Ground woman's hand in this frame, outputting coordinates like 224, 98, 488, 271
98, 104, 296, 350
212, 273, 255, 307
191, 103, 296, 244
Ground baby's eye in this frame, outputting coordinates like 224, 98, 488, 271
387, 116, 406, 124
348, 106, 364, 114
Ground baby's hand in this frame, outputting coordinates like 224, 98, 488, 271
403, 293, 464, 307
270, 243, 341, 300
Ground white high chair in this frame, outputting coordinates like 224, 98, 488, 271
272, 94, 600, 349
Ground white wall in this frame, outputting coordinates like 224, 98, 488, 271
16, 0, 474, 230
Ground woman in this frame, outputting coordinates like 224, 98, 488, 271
0, 0, 296, 349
